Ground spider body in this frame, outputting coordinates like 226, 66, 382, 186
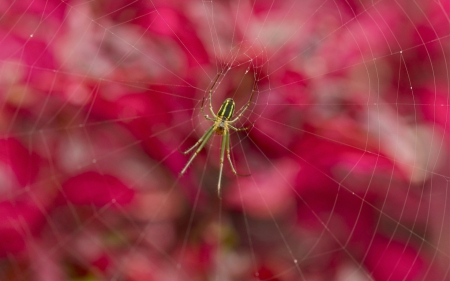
180, 72, 256, 197
214, 98, 235, 135
217, 98, 235, 120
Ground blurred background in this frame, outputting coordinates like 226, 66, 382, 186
0, 0, 449, 280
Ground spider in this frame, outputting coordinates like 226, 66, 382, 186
180, 70, 256, 197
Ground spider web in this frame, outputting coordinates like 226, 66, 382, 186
0, 0, 449, 280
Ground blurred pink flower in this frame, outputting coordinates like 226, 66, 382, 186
61, 171, 134, 206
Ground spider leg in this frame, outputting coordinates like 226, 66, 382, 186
229, 122, 254, 132
201, 71, 223, 120
182, 125, 213, 154
209, 71, 223, 117
229, 81, 257, 123
201, 97, 216, 120
208, 91, 216, 118
226, 132, 251, 177
218, 130, 227, 198
180, 126, 215, 175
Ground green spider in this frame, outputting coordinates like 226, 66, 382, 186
180, 71, 256, 197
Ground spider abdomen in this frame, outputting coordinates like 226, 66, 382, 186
217, 98, 235, 121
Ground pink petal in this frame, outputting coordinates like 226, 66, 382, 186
62, 171, 134, 207
0, 138, 40, 187
0, 201, 45, 257
225, 158, 299, 218
364, 235, 426, 281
